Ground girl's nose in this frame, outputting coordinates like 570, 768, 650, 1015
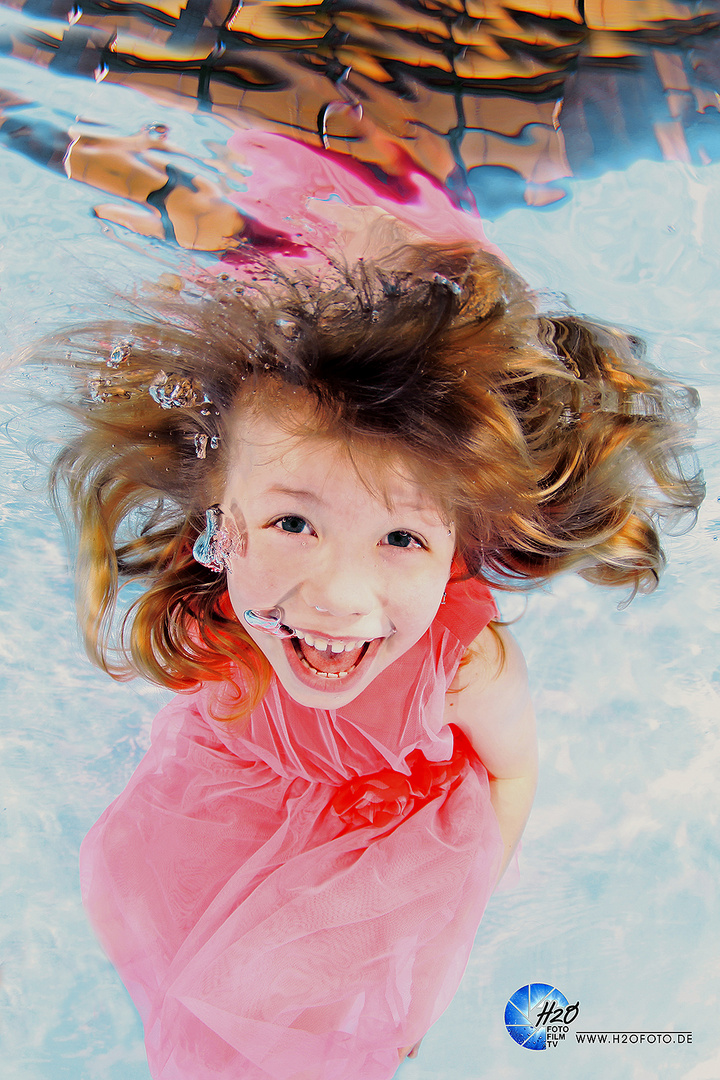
304, 555, 378, 620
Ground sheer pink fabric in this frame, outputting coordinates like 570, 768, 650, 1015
216, 129, 507, 275
80, 579, 503, 1079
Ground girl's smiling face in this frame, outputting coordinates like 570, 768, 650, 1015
221, 408, 456, 709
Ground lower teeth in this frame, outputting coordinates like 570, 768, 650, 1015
298, 655, 352, 679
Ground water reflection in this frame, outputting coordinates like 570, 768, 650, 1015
1, 0, 720, 214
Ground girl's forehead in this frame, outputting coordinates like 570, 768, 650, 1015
225, 408, 444, 516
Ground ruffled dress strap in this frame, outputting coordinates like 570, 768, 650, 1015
435, 575, 498, 651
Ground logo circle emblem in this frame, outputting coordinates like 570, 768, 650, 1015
504, 983, 569, 1050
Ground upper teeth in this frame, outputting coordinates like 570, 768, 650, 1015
294, 630, 366, 653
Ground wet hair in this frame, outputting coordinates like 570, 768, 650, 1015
40, 244, 704, 711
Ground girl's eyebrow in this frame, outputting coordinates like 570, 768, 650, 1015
264, 485, 324, 504
264, 483, 438, 518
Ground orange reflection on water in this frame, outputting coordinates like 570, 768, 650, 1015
1, 0, 719, 212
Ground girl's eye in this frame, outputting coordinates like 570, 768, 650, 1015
272, 515, 314, 535
384, 530, 424, 550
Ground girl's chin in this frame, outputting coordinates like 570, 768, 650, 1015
276, 634, 386, 702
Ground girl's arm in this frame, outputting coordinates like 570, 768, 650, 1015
444, 623, 538, 883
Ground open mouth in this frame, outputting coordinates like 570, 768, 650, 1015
291, 636, 371, 679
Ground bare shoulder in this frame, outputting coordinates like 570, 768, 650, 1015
444, 623, 537, 779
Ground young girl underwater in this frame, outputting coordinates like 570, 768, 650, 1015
42, 238, 702, 1080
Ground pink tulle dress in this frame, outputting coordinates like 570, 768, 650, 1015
80, 577, 503, 1079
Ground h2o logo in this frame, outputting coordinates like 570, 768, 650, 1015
505, 983, 580, 1050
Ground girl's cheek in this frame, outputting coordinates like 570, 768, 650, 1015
403, 568, 449, 609
238, 546, 296, 603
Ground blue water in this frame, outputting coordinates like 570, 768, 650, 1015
1, 52, 719, 1080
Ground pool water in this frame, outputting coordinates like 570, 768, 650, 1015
0, 45, 719, 1080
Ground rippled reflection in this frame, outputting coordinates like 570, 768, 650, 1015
1, 0, 720, 215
